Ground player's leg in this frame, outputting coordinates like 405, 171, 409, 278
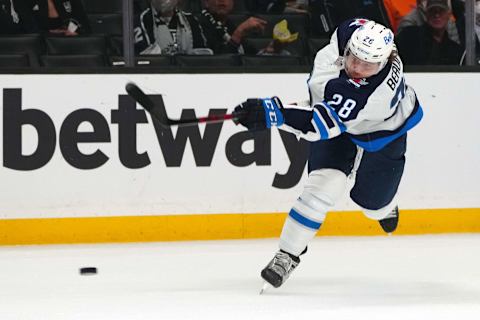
261, 135, 357, 288
350, 134, 407, 233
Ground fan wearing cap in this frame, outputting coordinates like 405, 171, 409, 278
396, 0, 463, 65
232, 18, 424, 290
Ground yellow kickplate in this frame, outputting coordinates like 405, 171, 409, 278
0, 208, 479, 245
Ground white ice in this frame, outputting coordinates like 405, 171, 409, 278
1, 234, 480, 320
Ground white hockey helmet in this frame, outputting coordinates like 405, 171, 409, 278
347, 20, 394, 64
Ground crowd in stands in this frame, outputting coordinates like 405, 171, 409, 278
0, 0, 478, 68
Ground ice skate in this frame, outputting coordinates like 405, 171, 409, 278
379, 206, 399, 234
259, 282, 271, 295
260, 250, 300, 289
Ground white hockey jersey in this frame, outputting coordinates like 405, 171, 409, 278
280, 18, 423, 152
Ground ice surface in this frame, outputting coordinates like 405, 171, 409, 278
0, 234, 479, 319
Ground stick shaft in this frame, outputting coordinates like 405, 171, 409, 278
125, 82, 239, 127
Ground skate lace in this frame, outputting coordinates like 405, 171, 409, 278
271, 252, 296, 276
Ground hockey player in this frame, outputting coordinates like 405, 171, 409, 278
233, 18, 423, 290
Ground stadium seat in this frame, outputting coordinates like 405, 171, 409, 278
46, 36, 107, 55
308, 38, 330, 64
309, 0, 334, 37
82, 0, 123, 13
175, 54, 241, 67
241, 55, 304, 66
41, 55, 107, 67
109, 55, 174, 67
88, 13, 123, 35
308, 37, 330, 61
243, 37, 306, 56
0, 34, 44, 67
0, 54, 30, 68
135, 55, 174, 67
108, 36, 124, 55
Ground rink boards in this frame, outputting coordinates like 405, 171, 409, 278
0, 73, 479, 244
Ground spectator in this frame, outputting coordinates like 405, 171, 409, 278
396, 0, 463, 65
396, 0, 427, 32
475, 0, 480, 45
397, 0, 460, 43
474, 0, 480, 44
134, 0, 210, 55
257, 19, 298, 55
383, 0, 417, 33
0, 0, 38, 34
475, 0, 480, 63
198, 0, 267, 54
450, 0, 480, 64
29, 0, 91, 36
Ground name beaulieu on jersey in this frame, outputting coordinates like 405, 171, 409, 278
1, 88, 308, 189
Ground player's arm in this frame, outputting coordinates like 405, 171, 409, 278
233, 97, 346, 141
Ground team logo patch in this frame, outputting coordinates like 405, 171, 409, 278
348, 78, 369, 88
349, 18, 369, 27
384, 32, 393, 45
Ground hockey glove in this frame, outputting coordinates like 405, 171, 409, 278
233, 97, 284, 131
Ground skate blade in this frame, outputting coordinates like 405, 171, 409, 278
259, 282, 271, 295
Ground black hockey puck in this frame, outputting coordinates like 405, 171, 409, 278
79, 267, 97, 275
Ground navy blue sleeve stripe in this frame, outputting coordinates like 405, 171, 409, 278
312, 111, 329, 139
317, 105, 336, 129
283, 108, 316, 134
323, 101, 347, 131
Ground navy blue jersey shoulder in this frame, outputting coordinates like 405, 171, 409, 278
336, 18, 370, 54
323, 62, 391, 121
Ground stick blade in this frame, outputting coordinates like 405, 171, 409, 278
125, 82, 170, 128
125, 82, 154, 112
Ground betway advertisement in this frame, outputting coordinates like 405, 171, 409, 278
0, 73, 479, 218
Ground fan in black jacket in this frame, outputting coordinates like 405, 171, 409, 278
29, 0, 91, 35
0, 0, 38, 34
198, 0, 267, 54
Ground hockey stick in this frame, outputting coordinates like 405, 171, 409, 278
125, 82, 242, 128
